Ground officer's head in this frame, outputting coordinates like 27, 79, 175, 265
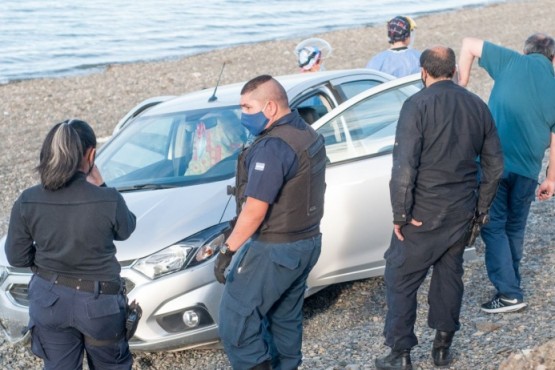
239, 75, 291, 136
37, 119, 97, 190
419, 46, 456, 87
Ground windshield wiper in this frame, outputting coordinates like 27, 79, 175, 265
117, 183, 178, 192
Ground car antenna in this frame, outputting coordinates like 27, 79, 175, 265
208, 62, 227, 102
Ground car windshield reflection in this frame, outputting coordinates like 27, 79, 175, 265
96, 106, 247, 190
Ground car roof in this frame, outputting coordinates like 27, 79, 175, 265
142, 69, 393, 116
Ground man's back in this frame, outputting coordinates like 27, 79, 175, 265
391, 80, 501, 217
480, 41, 555, 179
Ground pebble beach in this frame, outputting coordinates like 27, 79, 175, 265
2, 0, 555, 368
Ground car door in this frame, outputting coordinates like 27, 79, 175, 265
306, 74, 422, 289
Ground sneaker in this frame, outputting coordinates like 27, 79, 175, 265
480, 295, 527, 313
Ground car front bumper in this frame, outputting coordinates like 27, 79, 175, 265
0, 261, 225, 352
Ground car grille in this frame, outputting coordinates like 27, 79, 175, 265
7, 277, 136, 308
8, 284, 29, 307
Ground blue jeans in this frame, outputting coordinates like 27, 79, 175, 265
480, 172, 537, 301
219, 235, 321, 370
28, 274, 131, 370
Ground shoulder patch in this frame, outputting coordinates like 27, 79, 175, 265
255, 162, 265, 171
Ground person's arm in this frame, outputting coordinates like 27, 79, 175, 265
389, 99, 423, 240
5, 197, 35, 267
477, 108, 504, 213
458, 37, 484, 87
537, 132, 555, 200
225, 197, 269, 252
113, 192, 137, 241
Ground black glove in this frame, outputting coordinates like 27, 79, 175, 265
214, 249, 235, 284
467, 212, 489, 246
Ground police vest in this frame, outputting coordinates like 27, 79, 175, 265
235, 121, 326, 243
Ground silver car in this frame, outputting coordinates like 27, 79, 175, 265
0, 70, 422, 352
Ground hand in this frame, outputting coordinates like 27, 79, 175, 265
87, 165, 104, 186
214, 251, 234, 284
537, 179, 555, 201
393, 219, 422, 241
467, 213, 489, 246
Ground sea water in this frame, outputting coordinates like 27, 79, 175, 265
0, 0, 509, 84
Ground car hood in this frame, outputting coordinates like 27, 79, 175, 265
0, 180, 234, 266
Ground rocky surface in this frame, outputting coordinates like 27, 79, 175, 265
1, 0, 555, 368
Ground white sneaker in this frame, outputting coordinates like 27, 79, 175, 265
480, 295, 527, 313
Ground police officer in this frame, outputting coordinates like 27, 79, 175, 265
214, 75, 326, 370
375, 47, 503, 369
5, 119, 136, 369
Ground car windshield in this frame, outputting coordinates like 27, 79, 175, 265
96, 106, 247, 191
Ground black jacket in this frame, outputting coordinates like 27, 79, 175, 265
389, 80, 503, 260
5, 172, 136, 281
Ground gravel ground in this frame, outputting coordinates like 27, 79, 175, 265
1, 0, 555, 369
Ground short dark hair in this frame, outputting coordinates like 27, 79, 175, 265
420, 47, 456, 79
240, 75, 273, 95
37, 119, 97, 190
524, 33, 555, 61
240, 75, 289, 109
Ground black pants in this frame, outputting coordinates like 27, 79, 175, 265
383, 235, 466, 350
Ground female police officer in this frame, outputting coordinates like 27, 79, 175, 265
5, 119, 136, 369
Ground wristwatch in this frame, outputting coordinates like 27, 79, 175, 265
220, 243, 234, 255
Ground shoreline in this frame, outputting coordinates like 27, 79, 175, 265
0, 0, 511, 86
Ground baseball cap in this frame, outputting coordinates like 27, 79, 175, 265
387, 16, 415, 43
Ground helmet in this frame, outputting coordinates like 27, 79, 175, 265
294, 38, 333, 71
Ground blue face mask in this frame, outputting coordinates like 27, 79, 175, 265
240, 103, 269, 136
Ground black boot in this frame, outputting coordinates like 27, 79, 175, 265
249, 360, 272, 370
432, 330, 455, 367
375, 349, 412, 370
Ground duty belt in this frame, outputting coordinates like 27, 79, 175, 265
34, 268, 122, 295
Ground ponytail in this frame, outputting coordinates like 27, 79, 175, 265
37, 119, 97, 190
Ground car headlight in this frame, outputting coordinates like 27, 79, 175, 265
132, 222, 230, 279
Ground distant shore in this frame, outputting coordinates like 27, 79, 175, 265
0, 0, 551, 232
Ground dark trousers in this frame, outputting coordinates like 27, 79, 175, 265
28, 274, 132, 370
480, 172, 537, 301
219, 235, 321, 370
383, 236, 466, 350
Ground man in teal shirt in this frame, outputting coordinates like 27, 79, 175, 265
459, 33, 555, 313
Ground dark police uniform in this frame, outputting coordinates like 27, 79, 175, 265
5, 172, 136, 370
219, 110, 326, 370
385, 80, 503, 350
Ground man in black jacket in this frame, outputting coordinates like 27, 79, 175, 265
375, 46, 503, 370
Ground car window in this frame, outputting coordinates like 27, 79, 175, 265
336, 79, 383, 100
318, 80, 422, 164
295, 93, 333, 125
97, 106, 247, 189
